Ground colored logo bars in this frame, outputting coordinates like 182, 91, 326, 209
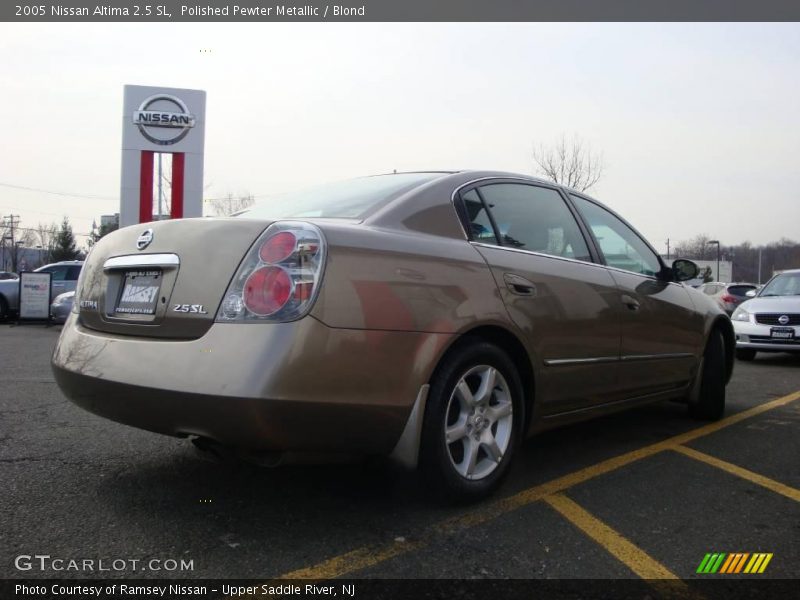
697, 552, 773, 574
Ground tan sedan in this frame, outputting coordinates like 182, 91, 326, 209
52, 171, 733, 501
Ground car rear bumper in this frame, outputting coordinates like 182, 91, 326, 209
52, 314, 453, 454
733, 321, 800, 353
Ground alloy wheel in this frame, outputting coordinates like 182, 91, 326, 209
443, 364, 514, 480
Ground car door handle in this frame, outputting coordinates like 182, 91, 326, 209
503, 273, 537, 296
621, 294, 640, 310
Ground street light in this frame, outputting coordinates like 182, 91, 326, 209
707, 240, 720, 282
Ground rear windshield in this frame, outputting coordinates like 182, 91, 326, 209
728, 285, 756, 296
239, 173, 445, 220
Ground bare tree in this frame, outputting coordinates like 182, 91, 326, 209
6, 230, 33, 272
35, 222, 58, 264
533, 134, 604, 192
208, 193, 255, 217
673, 234, 714, 260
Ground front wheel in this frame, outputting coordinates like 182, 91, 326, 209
420, 341, 524, 502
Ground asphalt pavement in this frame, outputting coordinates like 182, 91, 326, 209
1, 324, 798, 585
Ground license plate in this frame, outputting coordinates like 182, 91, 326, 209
770, 327, 795, 340
115, 270, 161, 315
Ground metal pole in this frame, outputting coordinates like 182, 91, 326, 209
157, 153, 163, 219
716, 245, 720, 283
758, 248, 762, 284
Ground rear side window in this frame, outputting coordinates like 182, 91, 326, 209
461, 189, 497, 243
571, 195, 661, 277
66, 266, 82, 280
475, 183, 591, 262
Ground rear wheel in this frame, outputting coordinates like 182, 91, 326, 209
736, 348, 757, 361
420, 341, 524, 502
689, 330, 726, 420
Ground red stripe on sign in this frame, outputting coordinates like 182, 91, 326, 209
171, 153, 185, 219
139, 150, 155, 223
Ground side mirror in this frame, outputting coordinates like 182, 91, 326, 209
746, 290, 757, 297
672, 259, 699, 282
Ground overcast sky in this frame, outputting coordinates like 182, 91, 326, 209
1, 22, 798, 250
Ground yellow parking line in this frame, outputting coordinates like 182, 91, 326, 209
268, 390, 800, 582
275, 540, 424, 580
671, 445, 800, 503
543, 493, 681, 580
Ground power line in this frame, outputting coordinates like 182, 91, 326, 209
9, 224, 92, 237
0, 181, 116, 200
0, 204, 98, 220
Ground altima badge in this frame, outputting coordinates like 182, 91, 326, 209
136, 229, 154, 250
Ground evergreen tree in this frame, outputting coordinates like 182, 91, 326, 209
51, 216, 79, 262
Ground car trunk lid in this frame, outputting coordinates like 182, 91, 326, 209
77, 218, 270, 339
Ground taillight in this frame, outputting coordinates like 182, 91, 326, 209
721, 294, 736, 303
216, 221, 326, 323
243, 266, 292, 316
259, 231, 296, 263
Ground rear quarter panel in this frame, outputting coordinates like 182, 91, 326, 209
310, 223, 511, 335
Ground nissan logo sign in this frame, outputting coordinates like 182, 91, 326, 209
136, 229, 154, 250
133, 94, 196, 146
778, 315, 790, 325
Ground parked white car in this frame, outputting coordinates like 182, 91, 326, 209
732, 269, 800, 360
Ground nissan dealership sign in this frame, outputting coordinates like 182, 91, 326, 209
120, 85, 206, 227
133, 94, 197, 145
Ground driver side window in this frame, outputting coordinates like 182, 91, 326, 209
570, 195, 661, 277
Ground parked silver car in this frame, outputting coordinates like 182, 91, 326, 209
0, 261, 83, 319
50, 291, 75, 324
732, 269, 800, 360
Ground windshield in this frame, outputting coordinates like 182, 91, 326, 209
760, 272, 800, 297
239, 173, 446, 220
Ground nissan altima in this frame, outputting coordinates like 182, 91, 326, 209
732, 269, 800, 360
52, 171, 734, 500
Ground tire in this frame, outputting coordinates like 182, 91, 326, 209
736, 348, 757, 361
689, 330, 726, 420
420, 341, 524, 502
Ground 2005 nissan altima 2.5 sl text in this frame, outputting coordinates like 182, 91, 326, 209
52, 171, 734, 501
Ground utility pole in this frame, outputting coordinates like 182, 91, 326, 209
665, 238, 670, 261
3, 214, 20, 271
